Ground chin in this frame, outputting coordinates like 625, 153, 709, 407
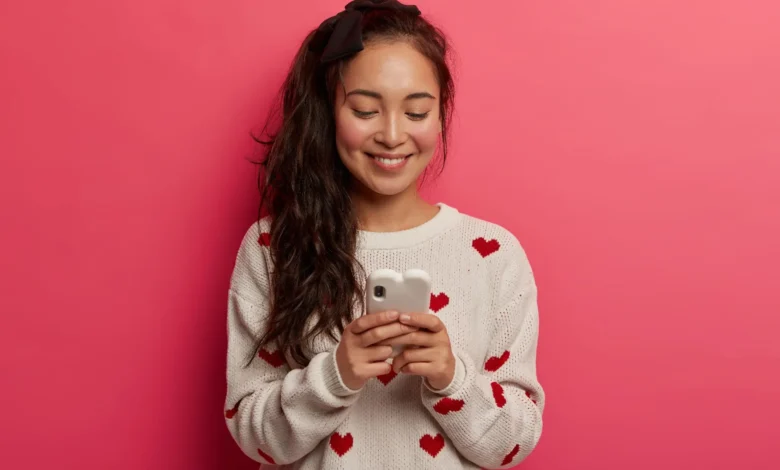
365, 181, 414, 197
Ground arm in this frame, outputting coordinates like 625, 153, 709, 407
421, 244, 545, 469
224, 223, 360, 465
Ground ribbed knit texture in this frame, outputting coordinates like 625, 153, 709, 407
225, 204, 544, 469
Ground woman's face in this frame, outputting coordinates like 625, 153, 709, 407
334, 40, 442, 198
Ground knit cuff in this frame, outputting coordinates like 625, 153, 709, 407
322, 349, 362, 398
423, 353, 467, 396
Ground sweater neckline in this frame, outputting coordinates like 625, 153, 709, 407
357, 203, 461, 250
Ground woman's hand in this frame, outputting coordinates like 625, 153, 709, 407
379, 313, 456, 391
336, 310, 418, 391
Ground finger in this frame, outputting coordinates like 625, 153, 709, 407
378, 331, 437, 348
398, 312, 444, 333
399, 361, 437, 377
350, 310, 399, 334
359, 322, 419, 347
361, 361, 393, 379
392, 347, 436, 373
365, 345, 394, 362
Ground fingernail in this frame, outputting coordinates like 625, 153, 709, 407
387, 311, 399, 319
400, 314, 410, 321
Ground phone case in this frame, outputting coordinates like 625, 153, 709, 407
366, 268, 432, 315
366, 268, 432, 357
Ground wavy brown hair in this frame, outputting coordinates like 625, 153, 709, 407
251, 8, 455, 366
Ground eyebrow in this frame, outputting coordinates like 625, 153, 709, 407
346, 89, 436, 100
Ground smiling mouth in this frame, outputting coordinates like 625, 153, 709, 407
365, 153, 411, 168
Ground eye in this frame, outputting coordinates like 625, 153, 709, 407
352, 110, 377, 119
407, 112, 429, 121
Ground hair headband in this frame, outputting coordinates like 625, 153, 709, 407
308, 0, 421, 64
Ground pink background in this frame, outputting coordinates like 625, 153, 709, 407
1, 0, 779, 468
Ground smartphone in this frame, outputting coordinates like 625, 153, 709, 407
366, 268, 432, 357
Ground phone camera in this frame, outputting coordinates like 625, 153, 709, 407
374, 285, 385, 298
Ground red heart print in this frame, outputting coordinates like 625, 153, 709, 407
224, 397, 243, 419
433, 397, 464, 415
329, 432, 354, 457
377, 369, 397, 386
258, 348, 285, 368
257, 448, 276, 464
484, 350, 510, 372
430, 292, 450, 313
525, 389, 537, 404
501, 444, 521, 465
258, 232, 271, 246
419, 433, 445, 457
491, 382, 507, 408
472, 237, 500, 257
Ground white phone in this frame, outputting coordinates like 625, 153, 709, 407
366, 268, 432, 357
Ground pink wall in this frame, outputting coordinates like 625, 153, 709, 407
1, 0, 778, 468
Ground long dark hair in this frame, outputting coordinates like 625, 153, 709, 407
251, 8, 455, 366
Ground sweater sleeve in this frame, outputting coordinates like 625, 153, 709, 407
420, 239, 545, 469
224, 222, 361, 466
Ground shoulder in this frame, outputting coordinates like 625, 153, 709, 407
229, 217, 273, 303
456, 210, 532, 269
453, 209, 536, 294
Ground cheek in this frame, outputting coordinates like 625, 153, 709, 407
410, 121, 441, 153
336, 116, 373, 153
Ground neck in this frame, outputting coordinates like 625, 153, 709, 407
351, 184, 438, 233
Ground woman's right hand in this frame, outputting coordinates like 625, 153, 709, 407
335, 310, 417, 391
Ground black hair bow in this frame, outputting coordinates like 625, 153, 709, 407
308, 0, 421, 64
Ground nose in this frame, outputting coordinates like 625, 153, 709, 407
374, 113, 406, 149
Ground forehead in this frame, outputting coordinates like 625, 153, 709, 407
340, 41, 439, 96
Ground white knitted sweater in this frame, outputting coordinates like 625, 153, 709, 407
224, 203, 544, 469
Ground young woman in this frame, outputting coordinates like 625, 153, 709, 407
225, 1, 544, 468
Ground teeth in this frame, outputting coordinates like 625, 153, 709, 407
375, 157, 405, 166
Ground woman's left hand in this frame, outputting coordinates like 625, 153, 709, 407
378, 312, 456, 391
